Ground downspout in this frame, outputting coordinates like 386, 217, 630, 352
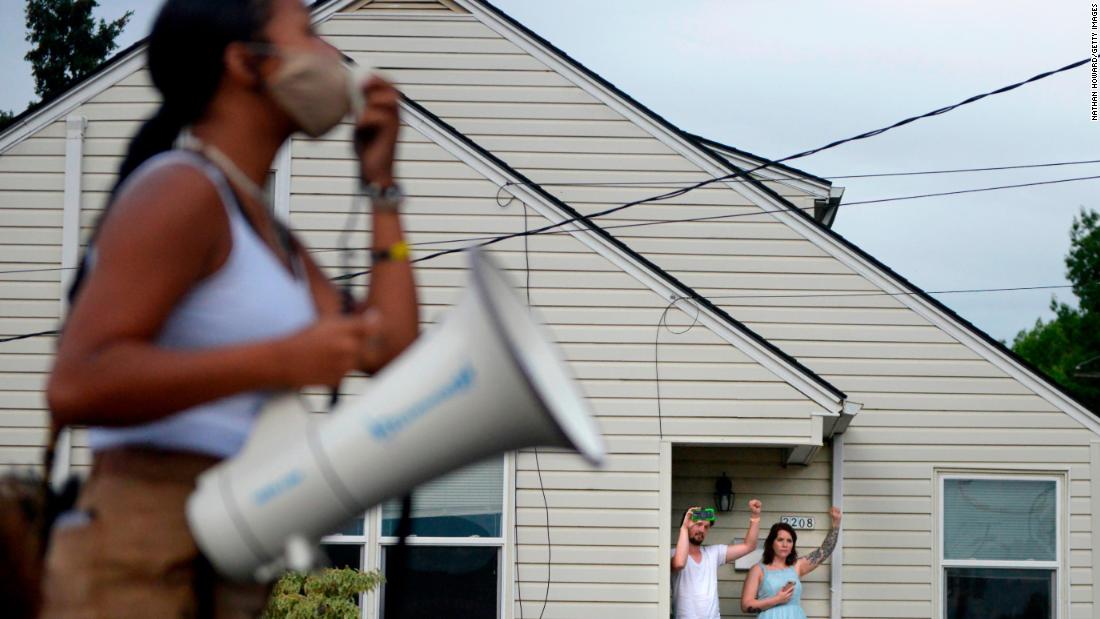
830, 431, 845, 619
51, 114, 86, 490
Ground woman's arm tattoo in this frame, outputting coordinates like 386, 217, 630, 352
805, 528, 839, 566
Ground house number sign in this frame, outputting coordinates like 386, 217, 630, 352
780, 515, 816, 529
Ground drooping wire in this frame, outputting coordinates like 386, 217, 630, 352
500, 58, 1093, 244
654, 298, 702, 440
477, 157, 1100, 189
3, 168, 1097, 282
503, 188, 554, 619
2, 59, 1093, 344
0, 284, 1075, 345
501, 184, 527, 619
327, 55, 1095, 281
0, 329, 61, 344
325, 171, 1100, 278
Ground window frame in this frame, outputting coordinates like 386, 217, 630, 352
937, 472, 1064, 619
318, 453, 511, 619
374, 452, 510, 619
319, 513, 371, 614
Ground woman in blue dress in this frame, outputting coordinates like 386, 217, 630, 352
740, 507, 842, 617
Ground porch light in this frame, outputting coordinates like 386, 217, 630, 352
714, 472, 734, 512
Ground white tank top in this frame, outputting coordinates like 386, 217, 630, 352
87, 150, 317, 458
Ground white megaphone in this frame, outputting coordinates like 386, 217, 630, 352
186, 248, 606, 582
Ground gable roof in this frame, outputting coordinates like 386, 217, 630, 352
454, 0, 1100, 430
0, 0, 848, 419
1, 0, 1090, 432
685, 132, 833, 189
397, 94, 849, 415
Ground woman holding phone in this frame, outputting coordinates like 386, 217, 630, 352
740, 507, 842, 617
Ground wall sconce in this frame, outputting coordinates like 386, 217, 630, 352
714, 472, 734, 512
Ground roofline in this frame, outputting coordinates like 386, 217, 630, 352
0, 40, 146, 153
0, 0, 846, 410
3, 0, 1088, 424
684, 132, 833, 187
463, 0, 1100, 428
694, 136, 835, 205
692, 121, 1100, 424
398, 93, 848, 409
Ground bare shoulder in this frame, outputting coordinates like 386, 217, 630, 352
96, 159, 229, 268
102, 159, 223, 234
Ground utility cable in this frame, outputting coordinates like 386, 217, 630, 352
329, 172, 1100, 277
490, 157, 1100, 189
0, 284, 1073, 345
5, 161, 1096, 277
2, 60, 1090, 342
327, 58, 1092, 280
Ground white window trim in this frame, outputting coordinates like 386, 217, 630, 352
370, 452, 510, 619
936, 471, 1065, 619
270, 141, 292, 219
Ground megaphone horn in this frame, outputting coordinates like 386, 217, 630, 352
187, 248, 606, 581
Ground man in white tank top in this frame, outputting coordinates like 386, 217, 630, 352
670, 500, 763, 619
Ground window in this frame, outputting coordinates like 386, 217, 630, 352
378, 457, 505, 619
319, 457, 506, 618
940, 475, 1060, 619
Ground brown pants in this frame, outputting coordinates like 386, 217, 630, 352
40, 448, 272, 619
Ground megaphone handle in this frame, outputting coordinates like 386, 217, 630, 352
329, 287, 356, 409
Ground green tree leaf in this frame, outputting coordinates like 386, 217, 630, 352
1013, 208, 1100, 412
23, 0, 132, 101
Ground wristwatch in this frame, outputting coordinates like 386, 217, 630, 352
363, 181, 405, 213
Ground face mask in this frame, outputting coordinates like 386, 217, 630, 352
254, 46, 356, 137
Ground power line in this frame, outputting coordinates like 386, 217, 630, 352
8, 57, 1089, 280
5, 170, 1097, 279
579, 174, 1100, 234
330, 58, 1090, 280
828, 158, 1100, 180
0, 284, 1073, 345
706, 285, 1071, 300
0, 329, 60, 344
498, 157, 1100, 188
3, 60, 1089, 340
328, 172, 1100, 272
843, 174, 1100, 206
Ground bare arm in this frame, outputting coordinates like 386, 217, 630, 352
725, 499, 763, 563
48, 165, 369, 427
741, 565, 793, 613
671, 507, 698, 572
740, 565, 763, 613
354, 76, 419, 371
797, 507, 842, 577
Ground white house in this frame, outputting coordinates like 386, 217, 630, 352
1, 1, 1096, 617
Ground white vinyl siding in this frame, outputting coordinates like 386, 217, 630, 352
287, 116, 833, 618
344, 0, 466, 13
315, 12, 1098, 618
0, 5, 1097, 619
0, 120, 66, 468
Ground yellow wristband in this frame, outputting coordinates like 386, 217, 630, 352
371, 240, 410, 263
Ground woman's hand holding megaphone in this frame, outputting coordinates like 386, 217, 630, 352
273, 314, 376, 388
353, 75, 400, 189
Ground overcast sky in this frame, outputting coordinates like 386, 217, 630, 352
1, 0, 1096, 342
